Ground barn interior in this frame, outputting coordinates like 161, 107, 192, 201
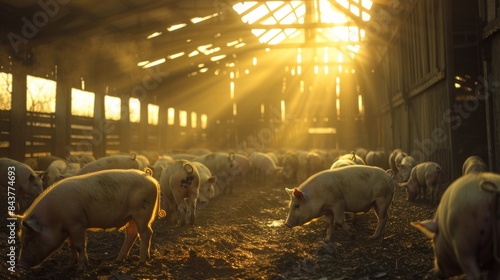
0, 0, 499, 183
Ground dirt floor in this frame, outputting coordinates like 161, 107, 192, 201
1, 176, 465, 280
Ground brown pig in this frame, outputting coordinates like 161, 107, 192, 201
285, 165, 394, 241
398, 161, 441, 204
11, 169, 165, 271
412, 172, 500, 279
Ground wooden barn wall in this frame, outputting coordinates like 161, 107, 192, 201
492, 35, 500, 172
0, 40, 170, 161
373, 0, 453, 183
481, 0, 500, 173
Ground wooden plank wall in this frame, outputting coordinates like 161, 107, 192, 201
373, 0, 454, 183
481, 0, 500, 172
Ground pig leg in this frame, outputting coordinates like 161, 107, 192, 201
325, 213, 335, 241
370, 201, 390, 239
67, 229, 88, 270
331, 203, 355, 239
456, 255, 481, 280
116, 221, 138, 263
137, 226, 153, 263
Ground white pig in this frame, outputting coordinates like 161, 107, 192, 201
194, 152, 238, 195
250, 152, 283, 183
397, 161, 441, 204
151, 156, 174, 181
192, 162, 217, 209
11, 169, 165, 271
388, 149, 407, 174
160, 160, 200, 225
412, 172, 500, 279
399, 156, 418, 182
330, 158, 357, 169
462, 155, 488, 175
59, 163, 81, 179
0, 158, 43, 210
77, 153, 139, 175
281, 151, 299, 184
285, 165, 394, 240
41, 159, 67, 188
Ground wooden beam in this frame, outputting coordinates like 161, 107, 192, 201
10, 58, 27, 161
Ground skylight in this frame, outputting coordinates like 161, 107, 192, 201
232, 0, 372, 50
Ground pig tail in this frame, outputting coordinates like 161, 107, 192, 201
480, 180, 500, 263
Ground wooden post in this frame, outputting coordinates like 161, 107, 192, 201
120, 95, 130, 153
10, 58, 27, 161
139, 98, 149, 151
54, 63, 71, 159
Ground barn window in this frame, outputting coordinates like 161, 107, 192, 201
27, 75, 56, 113
148, 104, 159, 125
201, 114, 208, 129
167, 107, 175, 125
191, 112, 197, 128
104, 95, 120, 121
71, 88, 94, 117
179, 110, 188, 127
0, 72, 12, 111
129, 98, 140, 123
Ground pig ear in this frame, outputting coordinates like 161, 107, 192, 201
293, 188, 306, 201
22, 218, 43, 233
411, 220, 438, 239
208, 176, 217, 184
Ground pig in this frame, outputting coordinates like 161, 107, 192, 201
60, 163, 82, 179
399, 156, 418, 182
365, 150, 389, 170
285, 165, 395, 241
160, 160, 200, 225
194, 152, 238, 195
135, 154, 151, 171
337, 152, 366, 165
192, 162, 217, 209
462, 155, 488, 175
412, 172, 500, 279
24, 156, 62, 171
250, 152, 283, 183
10, 169, 165, 270
305, 151, 327, 177
0, 158, 44, 211
388, 149, 407, 174
295, 150, 309, 183
151, 156, 174, 181
77, 153, 139, 175
398, 162, 441, 203
281, 151, 299, 184
233, 153, 252, 181
41, 159, 67, 188
330, 158, 357, 169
